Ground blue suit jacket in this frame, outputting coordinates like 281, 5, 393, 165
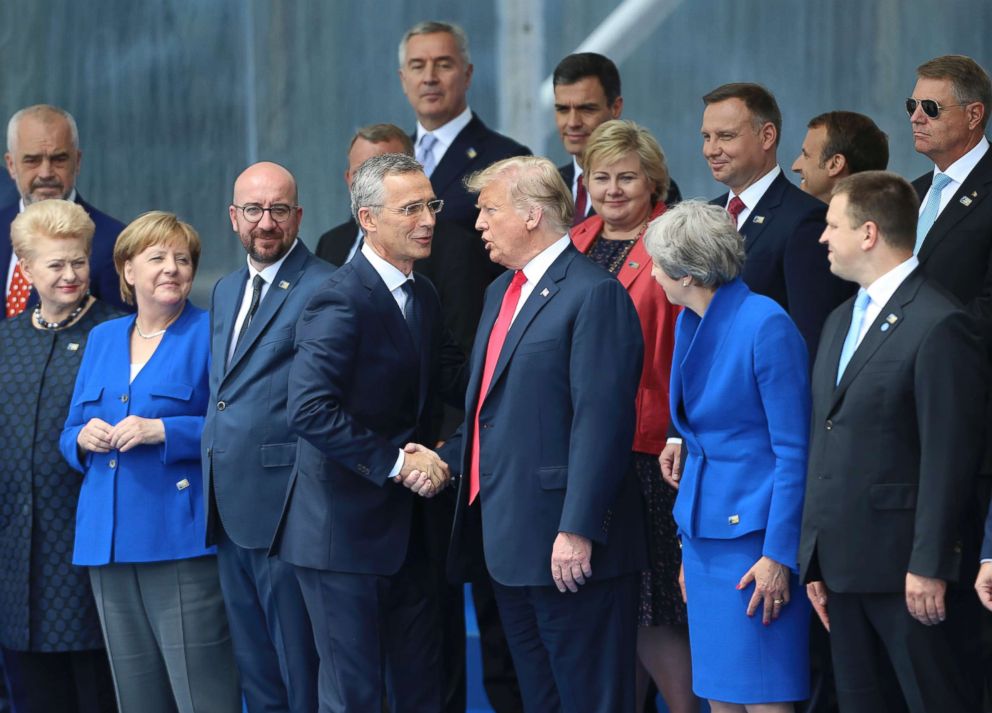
714, 172, 853, 357
60, 304, 213, 565
271, 252, 463, 574
444, 244, 646, 587
0, 195, 130, 317
670, 278, 810, 569
202, 242, 334, 549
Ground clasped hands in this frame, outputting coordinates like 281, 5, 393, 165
77, 416, 165, 454
395, 442, 450, 498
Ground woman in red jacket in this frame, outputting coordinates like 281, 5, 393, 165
571, 119, 695, 713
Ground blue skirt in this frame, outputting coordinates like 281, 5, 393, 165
681, 530, 810, 704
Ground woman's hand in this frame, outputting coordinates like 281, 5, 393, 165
678, 562, 687, 603
109, 416, 166, 452
738, 555, 791, 625
659, 442, 682, 489
77, 418, 114, 453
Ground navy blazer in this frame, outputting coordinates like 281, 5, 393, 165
670, 279, 810, 569
443, 244, 646, 587
714, 172, 853, 357
423, 113, 531, 233
0, 195, 129, 317
202, 242, 334, 549
271, 252, 463, 575
61, 304, 213, 565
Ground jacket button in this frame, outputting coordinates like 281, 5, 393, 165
109, 459, 117, 468
825, 419, 833, 430
207, 447, 213, 457
217, 401, 226, 411
120, 394, 128, 403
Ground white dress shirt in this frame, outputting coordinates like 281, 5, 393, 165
415, 106, 473, 170
919, 137, 990, 219
854, 256, 919, 349
726, 166, 781, 229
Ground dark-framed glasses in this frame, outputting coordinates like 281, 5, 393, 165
367, 199, 444, 217
905, 98, 967, 119
232, 203, 298, 223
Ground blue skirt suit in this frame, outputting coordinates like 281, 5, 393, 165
60, 304, 240, 713
669, 278, 811, 703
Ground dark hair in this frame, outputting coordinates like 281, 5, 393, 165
832, 171, 919, 251
703, 83, 782, 146
808, 111, 889, 173
552, 53, 622, 105
917, 55, 992, 130
348, 123, 414, 157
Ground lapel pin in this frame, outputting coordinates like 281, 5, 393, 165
728, 514, 740, 525
176, 478, 190, 491
466, 147, 477, 160
628, 261, 639, 269
278, 280, 290, 289
753, 215, 765, 224
540, 288, 550, 297
960, 196, 973, 207
67, 342, 79, 351
881, 323, 890, 332
886, 314, 898, 324
972, 191, 978, 197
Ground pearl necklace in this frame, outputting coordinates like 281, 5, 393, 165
135, 322, 167, 339
33, 295, 90, 331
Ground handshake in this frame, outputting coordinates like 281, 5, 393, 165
395, 442, 451, 498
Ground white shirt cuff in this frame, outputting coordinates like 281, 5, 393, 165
388, 449, 404, 479
666, 437, 683, 446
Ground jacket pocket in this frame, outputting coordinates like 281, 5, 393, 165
869, 483, 917, 510
149, 383, 194, 401
72, 385, 104, 406
260, 442, 296, 468
538, 466, 567, 490
517, 339, 559, 355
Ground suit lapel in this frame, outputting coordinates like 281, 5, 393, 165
217, 266, 249, 380
738, 173, 786, 252
918, 149, 992, 262
428, 114, 485, 198
352, 252, 418, 360
464, 272, 510, 414
413, 277, 436, 419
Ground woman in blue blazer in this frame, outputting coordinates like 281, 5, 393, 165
61, 212, 239, 713
644, 201, 811, 710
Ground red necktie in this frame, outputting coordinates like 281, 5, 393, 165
469, 270, 528, 504
572, 174, 587, 226
727, 196, 746, 226
6, 262, 31, 318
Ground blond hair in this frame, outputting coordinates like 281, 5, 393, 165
113, 211, 201, 305
10, 199, 94, 261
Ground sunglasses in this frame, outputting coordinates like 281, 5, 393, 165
905, 98, 967, 119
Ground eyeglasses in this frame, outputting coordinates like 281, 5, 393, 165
905, 98, 967, 119
366, 199, 444, 217
232, 204, 298, 223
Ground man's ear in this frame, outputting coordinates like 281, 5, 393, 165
825, 153, 848, 179
357, 206, 376, 234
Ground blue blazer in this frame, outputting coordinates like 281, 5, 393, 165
201, 242, 334, 549
670, 278, 810, 570
443, 244, 646, 587
60, 304, 213, 565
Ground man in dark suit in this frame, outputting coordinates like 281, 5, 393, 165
272, 153, 463, 713
800, 171, 986, 713
552, 52, 681, 225
202, 162, 329, 713
434, 156, 645, 712
2, 104, 128, 319
791, 111, 889, 204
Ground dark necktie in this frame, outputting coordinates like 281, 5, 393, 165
401, 280, 422, 350
727, 196, 746, 227
572, 174, 588, 226
235, 274, 265, 349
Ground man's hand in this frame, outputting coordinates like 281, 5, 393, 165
806, 581, 830, 632
659, 441, 682, 489
398, 443, 450, 496
551, 531, 592, 593
108, 416, 166, 453
906, 572, 946, 626
738, 555, 791, 625
77, 418, 114, 453
975, 562, 992, 612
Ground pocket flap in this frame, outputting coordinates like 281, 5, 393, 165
517, 339, 559, 355
260, 442, 297, 468
538, 466, 567, 490
73, 385, 104, 405
149, 382, 194, 401
869, 483, 918, 510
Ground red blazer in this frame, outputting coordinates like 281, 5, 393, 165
570, 202, 680, 454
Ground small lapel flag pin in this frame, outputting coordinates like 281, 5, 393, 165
67, 343, 79, 351
278, 280, 290, 289
886, 314, 898, 324
753, 215, 765, 224
628, 261, 639, 269
466, 148, 478, 160
960, 196, 973, 207
540, 288, 550, 297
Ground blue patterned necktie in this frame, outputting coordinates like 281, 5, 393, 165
836, 290, 871, 385
401, 280, 421, 350
914, 172, 953, 254
416, 133, 438, 177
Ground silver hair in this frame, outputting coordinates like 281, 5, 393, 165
350, 153, 425, 225
7, 105, 79, 153
464, 156, 573, 236
643, 200, 744, 287
398, 20, 471, 67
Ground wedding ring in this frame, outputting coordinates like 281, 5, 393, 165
773, 599, 784, 605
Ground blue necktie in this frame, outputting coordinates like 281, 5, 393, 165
914, 172, 953, 254
416, 133, 438, 177
401, 280, 421, 350
836, 290, 871, 385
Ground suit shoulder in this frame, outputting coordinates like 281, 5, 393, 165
300, 253, 336, 281
469, 118, 530, 159
780, 180, 827, 218
80, 200, 126, 235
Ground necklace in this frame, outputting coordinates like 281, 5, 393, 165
134, 305, 184, 339
33, 295, 90, 331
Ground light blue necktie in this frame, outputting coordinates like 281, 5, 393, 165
416, 133, 438, 177
914, 172, 953, 254
836, 290, 871, 385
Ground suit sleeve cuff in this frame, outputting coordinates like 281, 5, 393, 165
388, 449, 404, 479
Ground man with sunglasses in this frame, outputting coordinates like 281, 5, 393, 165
202, 161, 330, 712
908, 53, 992, 709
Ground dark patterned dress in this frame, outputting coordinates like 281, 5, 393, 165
587, 236, 686, 627
0, 299, 122, 651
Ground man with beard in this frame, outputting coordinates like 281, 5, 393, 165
201, 161, 330, 712
1, 104, 128, 319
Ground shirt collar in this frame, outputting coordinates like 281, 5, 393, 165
865, 255, 919, 308
361, 242, 411, 292
246, 239, 298, 282
520, 235, 571, 285
572, 155, 583, 179
731, 165, 781, 209
18, 188, 77, 214
416, 106, 473, 150
935, 136, 989, 185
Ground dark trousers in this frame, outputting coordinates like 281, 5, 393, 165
216, 528, 319, 713
491, 573, 638, 713
1, 648, 116, 713
826, 588, 977, 713
294, 554, 441, 713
